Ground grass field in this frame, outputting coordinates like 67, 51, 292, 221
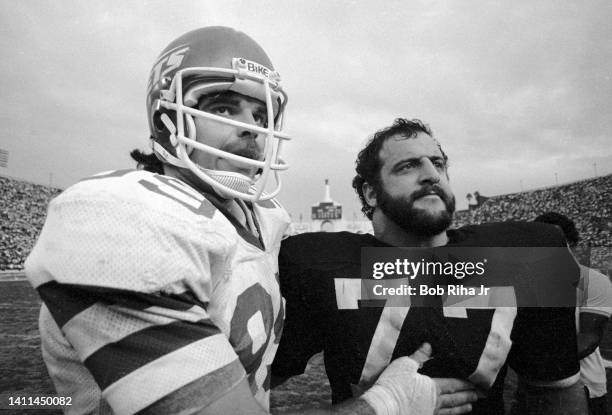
2, 279, 612, 414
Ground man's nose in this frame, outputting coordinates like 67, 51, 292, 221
418, 159, 441, 184
236, 111, 259, 139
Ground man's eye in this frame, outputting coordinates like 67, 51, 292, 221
398, 163, 416, 171
433, 160, 446, 169
253, 112, 268, 127
212, 105, 233, 116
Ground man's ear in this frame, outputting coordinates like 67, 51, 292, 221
363, 182, 377, 208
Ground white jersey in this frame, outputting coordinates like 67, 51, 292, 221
576, 264, 612, 398
26, 169, 290, 414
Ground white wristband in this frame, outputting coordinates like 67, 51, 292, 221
361, 357, 437, 415
362, 383, 400, 415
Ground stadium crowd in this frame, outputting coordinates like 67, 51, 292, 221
1, 174, 610, 272
0, 176, 60, 271
453, 174, 612, 271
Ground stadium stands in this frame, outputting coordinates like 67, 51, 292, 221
0, 176, 61, 271
1, 174, 610, 272
453, 174, 612, 271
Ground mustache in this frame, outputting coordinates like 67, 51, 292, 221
411, 184, 448, 202
223, 143, 262, 161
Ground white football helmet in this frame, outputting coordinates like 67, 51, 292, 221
146, 26, 291, 201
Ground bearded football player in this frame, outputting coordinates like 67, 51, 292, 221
272, 118, 588, 414
26, 29, 470, 415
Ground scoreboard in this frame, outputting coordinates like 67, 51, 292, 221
312, 202, 342, 220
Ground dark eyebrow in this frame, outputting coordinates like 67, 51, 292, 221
198, 91, 266, 113
391, 157, 420, 171
391, 155, 445, 171
199, 92, 241, 107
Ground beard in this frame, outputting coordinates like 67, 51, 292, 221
377, 184, 456, 237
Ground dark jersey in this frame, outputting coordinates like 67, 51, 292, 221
272, 222, 580, 414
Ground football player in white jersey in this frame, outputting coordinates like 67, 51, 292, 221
534, 212, 612, 415
25, 27, 471, 415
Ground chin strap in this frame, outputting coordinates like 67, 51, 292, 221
151, 140, 254, 198
203, 169, 253, 196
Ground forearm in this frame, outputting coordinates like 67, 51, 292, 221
577, 312, 608, 359
330, 398, 377, 414
281, 398, 375, 415
577, 333, 600, 359
273, 345, 478, 415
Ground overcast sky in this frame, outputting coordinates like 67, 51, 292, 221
1, 0, 611, 220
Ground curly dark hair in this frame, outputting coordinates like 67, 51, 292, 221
533, 212, 580, 246
352, 118, 448, 220
130, 149, 164, 174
